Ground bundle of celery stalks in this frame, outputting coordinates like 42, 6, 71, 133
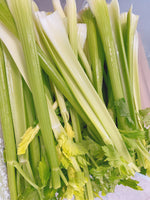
0, 0, 150, 199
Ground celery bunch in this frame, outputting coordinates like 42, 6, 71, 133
0, 0, 150, 199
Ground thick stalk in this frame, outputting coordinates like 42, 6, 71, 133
0, 42, 17, 200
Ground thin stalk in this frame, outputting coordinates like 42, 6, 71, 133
77, 23, 93, 81
0, 0, 18, 37
65, 0, 84, 150
10, 160, 42, 199
65, 0, 78, 56
83, 167, 94, 200
126, 7, 139, 82
52, 0, 66, 19
0, 42, 17, 200
23, 80, 41, 183
54, 85, 69, 125
6, 0, 60, 188
82, 9, 104, 99
78, 44, 93, 82
70, 108, 82, 142
133, 32, 141, 111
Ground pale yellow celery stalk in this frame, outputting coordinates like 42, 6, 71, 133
6, 0, 60, 188
77, 23, 87, 49
65, 0, 78, 56
126, 7, 139, 82
133, 31, 141, 111
81, 8, 104, 99
52, 0, 66, 19
54, 85, 70, 125
133, 32, 143, 130
77, 23, 93, 82
0, 22, 30, 88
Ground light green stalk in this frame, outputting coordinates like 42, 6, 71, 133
78, 44, 93, 82
6, 0, 60, 189
0, 42, 17, 200
2, 43, 35, 193
87, 0, 124, 101
54, 85, 69, 125
81, 8, 104, 99
126, 7, 139, 82
66, 0, 78, 56
0, 0, 18, 37
133, 32, 141, 112
77, 23, 93, 82
52, 0, 66, 19
23, 81, 41, 183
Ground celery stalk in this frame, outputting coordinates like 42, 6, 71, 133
2, 43, 35, 192
126, 7, 139, 81
82, 8, 104, 99
6, 0, 60, 188
87, 0, 124, 101
66, 0, 78, 56
0, 42, 17, 200
52, 0, 65, 19
108, 0, 138, 127
133, 32, 141, 112
0, 0, 17, 37
23, 81, 41, 183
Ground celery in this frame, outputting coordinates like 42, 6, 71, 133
0, 0, 149, 199
0, 42, 17, 200
6, 0, 60, 188
81, 8, 104, 99
37, 11, 133, 162
23, 81, 41, 183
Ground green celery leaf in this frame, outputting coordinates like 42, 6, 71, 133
38, 157, 50, 187
81, 136, 104, 160
139, 108, 150, 117
115, 98, 134, 126
119, 178, 143, 190
102, 145, 135, 176
90, 166, 121, 195
43, 186, 57, 200
139, 108, 150, 127
18, 187, 39, 200
120, 129, 145, 139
